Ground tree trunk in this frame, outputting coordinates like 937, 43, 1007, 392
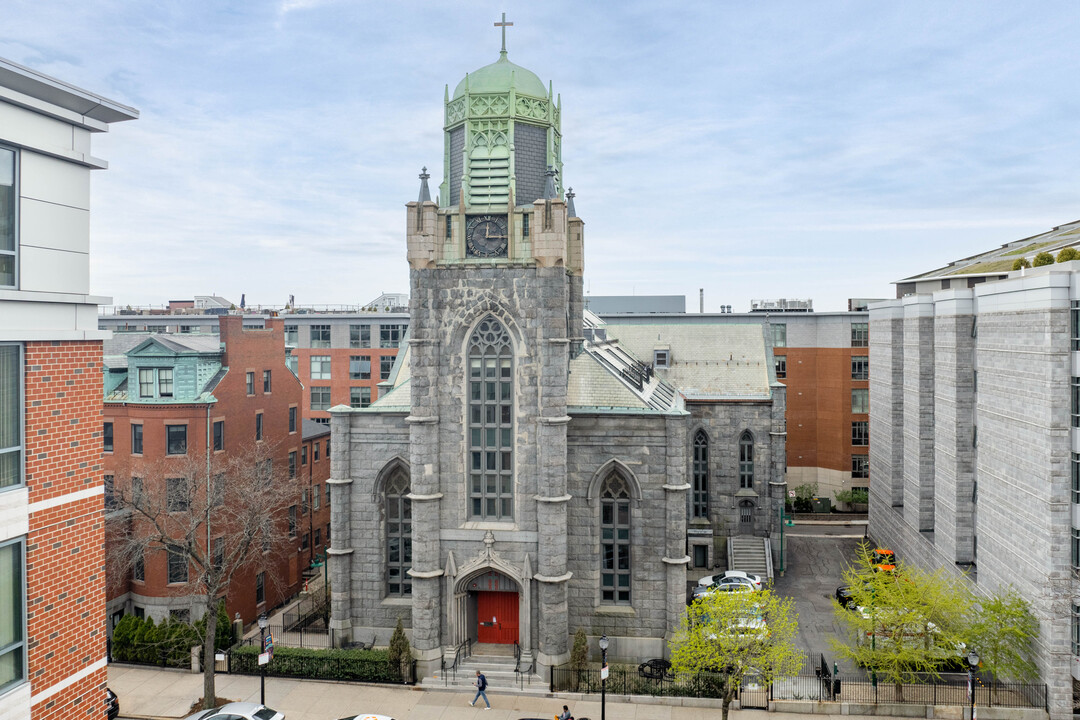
202, 607, 218, 709
722, 695, 732, 720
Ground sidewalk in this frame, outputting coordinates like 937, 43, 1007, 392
107, 663, 965, 720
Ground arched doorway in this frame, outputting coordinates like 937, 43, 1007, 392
466, 570, 519, 645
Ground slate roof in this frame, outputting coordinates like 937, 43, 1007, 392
899, 219, 1080, 281
601, 322, 773, 401
302, 419, 331, 440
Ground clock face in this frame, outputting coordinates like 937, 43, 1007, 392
465, 215, 509, 258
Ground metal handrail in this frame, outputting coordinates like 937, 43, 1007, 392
441, 637, 472, 687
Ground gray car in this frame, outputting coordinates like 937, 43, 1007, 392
182, 702, 284, 720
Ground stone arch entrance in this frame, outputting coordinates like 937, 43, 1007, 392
466, 570, 519, 645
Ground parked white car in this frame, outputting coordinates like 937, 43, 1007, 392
697, 570, 762, 590
182, 702, 284, 720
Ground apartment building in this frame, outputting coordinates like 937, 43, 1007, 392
103, 316, 306, 627
98, 309, 410, 422
0, 58, 136, 720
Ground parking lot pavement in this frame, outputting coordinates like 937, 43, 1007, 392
773, 525, 865, 673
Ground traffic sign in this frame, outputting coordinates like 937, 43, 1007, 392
788, 490, 795, 498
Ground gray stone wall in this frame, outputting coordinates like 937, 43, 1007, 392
513, 122, 547, 206
902, 300, 935, 533
869, 283, 1077, 720
932, 309, 976, 564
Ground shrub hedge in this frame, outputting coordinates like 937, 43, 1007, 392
230, 645, 409, 683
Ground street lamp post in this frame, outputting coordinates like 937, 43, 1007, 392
599, 634, 609, 720
258, 613, 269, 705
967, 649, 980, 720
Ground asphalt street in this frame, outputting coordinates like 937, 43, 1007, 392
773, 523, 867, 673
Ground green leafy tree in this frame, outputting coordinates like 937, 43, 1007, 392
965, 587, 1039, 698
1057, 247, 1079, 263
832, 544, 973, 700
670, 588, 802, 720
1012, 257, 1031, 270
1033, 251, 1054, 267
388, 617, 412, 681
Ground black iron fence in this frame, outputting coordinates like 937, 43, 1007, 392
551, 665, 1046, 710
237, 621, 334, 650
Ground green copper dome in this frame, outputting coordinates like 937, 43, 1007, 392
452, 52, 547, 100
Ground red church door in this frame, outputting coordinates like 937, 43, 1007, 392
476, 591, 519, 644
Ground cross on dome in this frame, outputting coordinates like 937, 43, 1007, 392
494, 12, 513, 54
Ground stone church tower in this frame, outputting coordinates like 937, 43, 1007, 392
328, 38, 786, 681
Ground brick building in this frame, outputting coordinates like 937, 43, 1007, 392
97, 309, 410, 422
297, 420, 331, 579
103, 316, 306, 627
0, 58, 136, 720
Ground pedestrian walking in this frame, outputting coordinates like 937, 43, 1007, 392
470, 670, 491, 709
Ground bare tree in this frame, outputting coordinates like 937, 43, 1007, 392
107, 440, 298, 708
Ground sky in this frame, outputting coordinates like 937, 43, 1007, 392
3, 1, 1079, 312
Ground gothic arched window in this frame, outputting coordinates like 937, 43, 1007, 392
600, 473, 631, 605
385, 470, 412, 597
468, 316, 514, 520
692, 430, 709, 518
739, 431, 754, 490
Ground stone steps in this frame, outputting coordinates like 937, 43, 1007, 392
420, 653, 547, 696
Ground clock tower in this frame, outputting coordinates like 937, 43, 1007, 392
402, 28, 585, 676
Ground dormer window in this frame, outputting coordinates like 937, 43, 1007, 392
653, 349, 670, 368
158, 368, 173, 397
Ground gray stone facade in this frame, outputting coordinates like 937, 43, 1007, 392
869, 271, 1080, 720
329, 54, 785, 682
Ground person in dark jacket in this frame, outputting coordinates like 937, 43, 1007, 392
470, 670, 491, 709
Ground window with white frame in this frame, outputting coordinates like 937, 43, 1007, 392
310, 356, 331, 380
771, 323, 787, 348
852, 421, 869, 446
245, 371, 254, 395
654, 349, 670, 368
0, 537, 25, 692
467, 317, 514, 520
851, 388, 869, 414
284, 324, 298, 346
158, 368, 173, 397
350, 324, 370, 349
138, 368, 154, 397
350, 355, 370, 380
380, 324, 405, 348
0, 146, 16, 288
851, 356, 869, 381
851, 322, 869, 348
310, 325, 331, 348
774, 355, 786, 379
1, 345, 22, 491
166, 425, 187, 455
600, 473, 631, 604
851, 454, 869, 478
311, 386, 331, 411
167, 546, 188, 584
350, 387, 370, 408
